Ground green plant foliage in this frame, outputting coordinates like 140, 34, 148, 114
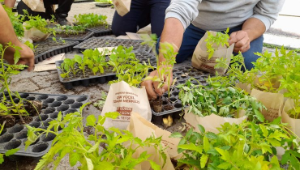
95, 0, 113, 4
205, 28, 230, 59
25, 104, 166, 170
74, 13, 108, 28
108, 46, 153, 87
177, 78, 266, 122
3, 5, 24, 37
171, 118, 300, 170
56, 25, 86, 35
93, 91, 107, 109
0, 43, 31, 120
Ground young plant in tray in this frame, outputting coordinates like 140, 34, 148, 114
56, 25, 87, 36
74, 13, 108, 28
178, 78, 265, 122
171, 118, 300, 170
25, 104, 166, 170
0, 43, 41, 127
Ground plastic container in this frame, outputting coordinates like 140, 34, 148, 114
0, 92, 89, 157
86, 25, 113, 37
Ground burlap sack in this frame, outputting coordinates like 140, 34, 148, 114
23, 0, 45, 12
112, 0, 131, 16
101, 81, 151, 130
23, 23, 50, 42
192, 31, 234, 75
250, 89, 284, 122
282, 99, 300, 140
184, 108, 247, 134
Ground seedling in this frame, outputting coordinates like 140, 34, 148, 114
95, 0, 113, 4
205, 28, 230, 59
93, 91, 107, 109
25, 104, 166, 170
3, 5, 24, 38
178, 78, 266, 122
171, 118, 300, 169
74, 13, 108, 28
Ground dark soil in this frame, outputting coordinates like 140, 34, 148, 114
150, 98, 163, 113
0, 156, 39, 170
164, 103, 174, 111
34, 39, 67, 55
0, 100, 42, 128
57, 32, 87, 38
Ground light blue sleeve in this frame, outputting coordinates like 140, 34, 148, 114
252, 0, 285, 31
165, 0, 201, 30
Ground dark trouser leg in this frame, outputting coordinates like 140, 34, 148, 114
149, 0, 170, 37
55, 0, 74, 18
112, 0, 149, 36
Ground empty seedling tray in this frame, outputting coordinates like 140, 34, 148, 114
56, 31, 94, 42
151, 66, 211, 125
86, 25, 113, 37
34, 39, 79, 64
56, 50, 157, 90
0, 92, 89, 157
73, 37, 152, 53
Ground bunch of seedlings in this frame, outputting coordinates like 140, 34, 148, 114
74, 13, 108, 28
205, 28, 230, 59
55, 25, 87, 36
0, 43, 42, 128
171, 118, 300, 169
25, 105, 167, 170
58, 46, 146, 80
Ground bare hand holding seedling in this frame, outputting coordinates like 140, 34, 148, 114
229, 30, 250, 53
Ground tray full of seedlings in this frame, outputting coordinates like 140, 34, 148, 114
34, 39, 79, 64
151, 66, 210, 125
73, 37, 152, 52
55, 25, 94, 42
0, 92, 89, 157
56, 46, 157, 89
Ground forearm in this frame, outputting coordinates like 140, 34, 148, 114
4, 0, 16, 8
242, 18, 265, 42
0, 5, 21, 46
159, 18, 184, 64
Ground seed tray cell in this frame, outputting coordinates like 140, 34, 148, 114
0, 92, 89, 157
73, 37, 152, 53
151, 66, 211, 125
34, 39, 79, 64
56, 31, 94, 42
86, 25, 113, 37
56, 51, 157, 90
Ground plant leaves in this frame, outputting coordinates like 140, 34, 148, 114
86, 115, 96, 126
69, 152, 81, 167
4, 148, 19, 156
170, 132, 183, 138
200, 154, 209, 168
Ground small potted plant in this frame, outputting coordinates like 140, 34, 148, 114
178, 78, 265, 133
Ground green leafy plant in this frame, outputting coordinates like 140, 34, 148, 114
25, 104, 166, 170
3, 5, 24, 37
95, 0, 113, 4
171, 118, 300, 170
93, 91, 107, 109
74, 13, 108, 28
56, 25, 86, 35
205, 28, 230, 59
178, 78, 266, 122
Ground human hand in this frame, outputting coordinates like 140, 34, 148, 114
229, 30, 251, 53
4, 43, 35, 71
141, 69, 173, 100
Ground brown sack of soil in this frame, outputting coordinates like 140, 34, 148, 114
282, 99, 300, 140
112, 0, 131, 16
101, 81, 151, 130
250, 89, 284, 122
184, 108, 247, 134
191, 31, 234, 75
126, 112, 178, 170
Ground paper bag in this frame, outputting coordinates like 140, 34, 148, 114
101, 81, 151, 129
23, 23, 50, 42
23, 0, 45, 12
250, 89, 284, 122
126, 113, 177, 170
113, 0, 131, 16
184, 108, 247, 134
192, 31, 234, 75
282, 99, 300, 140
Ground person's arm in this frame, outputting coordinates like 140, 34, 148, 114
0, 5, 34, 71
229, 0, 285, 53
4, 0, 16, 8
142, 0, 200, 99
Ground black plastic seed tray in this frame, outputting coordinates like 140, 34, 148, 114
56, 31, 94, 42
34, 39, 79, 64
55, 50, 157, 90
151, 66, 210, 125
0, 92, 89, 157
86, 25, 113, 37
95, 3, 113, 8
73, 37, 152, 53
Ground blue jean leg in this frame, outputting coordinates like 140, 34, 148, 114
167, 24, 264, 70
